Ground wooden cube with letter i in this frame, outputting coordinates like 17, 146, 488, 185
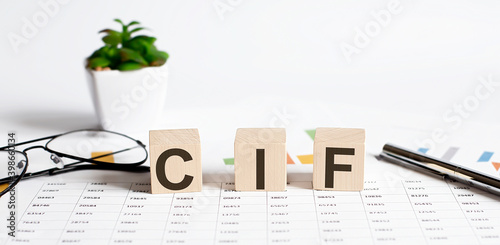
313, 128, 365, 191
149, 129, 202, 194
234, 128, 286, 191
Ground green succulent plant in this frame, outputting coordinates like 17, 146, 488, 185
86, 19, 168, 71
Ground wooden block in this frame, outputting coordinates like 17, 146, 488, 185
149, 129, 202, 194
234, 128, 286, 191
313, 128, 365, 191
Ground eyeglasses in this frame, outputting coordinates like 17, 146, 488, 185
0, 129, 149, 197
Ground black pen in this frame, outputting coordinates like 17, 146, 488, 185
379, 143, 500, 196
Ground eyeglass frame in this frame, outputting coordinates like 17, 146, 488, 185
0, 129, 149, 197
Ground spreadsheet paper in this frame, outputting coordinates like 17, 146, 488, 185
6, 178, 500, 245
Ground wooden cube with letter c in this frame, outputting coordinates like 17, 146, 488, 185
149, 129, 202, 194
313, 128, 365, 191
234, 128, 286, 191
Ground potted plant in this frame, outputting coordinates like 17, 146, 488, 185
86, 19, 169, 132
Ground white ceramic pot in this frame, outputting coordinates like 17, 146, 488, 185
86, 65, 168, 133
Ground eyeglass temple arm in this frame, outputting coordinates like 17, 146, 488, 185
0, 164, 151, 184
60, 144, 146, 167
50, 164, 150, 175
0, 146, 141, 181
0, 143, 148, 184
0, 134, 63, 150
0, 168, 52, 184
0, 145, 149, 183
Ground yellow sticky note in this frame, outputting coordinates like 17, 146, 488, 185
91, 151, 115, 163
0, 183, 10, 192
297, 154, 314, 164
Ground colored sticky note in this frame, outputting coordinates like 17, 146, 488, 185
478, 151, 494, 162
0, 183, 10, 192
491, 162, 500, 171
297, 154, 314, 164
91, 151, 114, 163
224, 158, 234, 165
305, 129, 316, 140
441, 147, 459, 161
418, 148, 429, 154
287, 153, 295, 164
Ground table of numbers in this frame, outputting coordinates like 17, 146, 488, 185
8, 180, 500, 245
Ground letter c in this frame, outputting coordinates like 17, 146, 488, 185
156, 148, 194, 190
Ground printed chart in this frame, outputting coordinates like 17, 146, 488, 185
225, 129, 500, 177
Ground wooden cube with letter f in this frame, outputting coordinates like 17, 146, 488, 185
234, 128, 286, 191
313, 128, 365, 191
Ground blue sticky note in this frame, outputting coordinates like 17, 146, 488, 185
478, 151, 494, 162
418, 148, 429, 154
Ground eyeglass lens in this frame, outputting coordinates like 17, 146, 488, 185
46, 130, 147, 165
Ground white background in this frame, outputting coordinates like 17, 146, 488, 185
1, 0, 499, 137
1, 1, 500, 242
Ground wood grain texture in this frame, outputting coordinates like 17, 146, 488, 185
234, 128, 286, 191
313, 128, 365, 191
149, 129, 202, 194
